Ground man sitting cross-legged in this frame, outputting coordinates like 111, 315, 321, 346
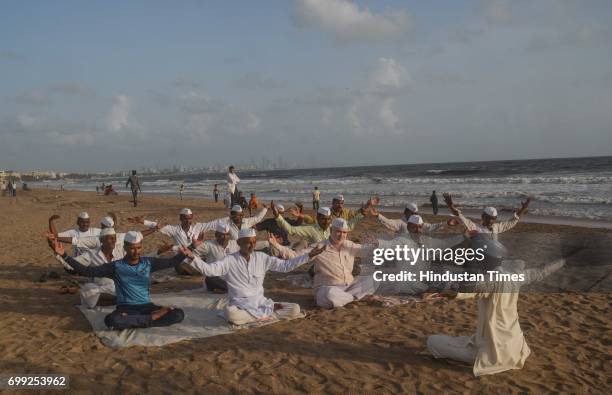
49, 231, 187, 330
183, 228, 324, 325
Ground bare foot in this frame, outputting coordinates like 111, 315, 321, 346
151, 306, 172, 320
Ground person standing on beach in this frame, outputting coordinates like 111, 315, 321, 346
312, 186, 320, 211
443, 193, 532, 240
227, 166, 240, 206
430, 191, 439, 215
213, 184, 219, 203
179, 183, 185, 200
126, 170, 141, 207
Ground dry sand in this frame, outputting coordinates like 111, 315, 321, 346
0, 189, 610, 394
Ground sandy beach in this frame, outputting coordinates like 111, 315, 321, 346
0, 188, 610, 393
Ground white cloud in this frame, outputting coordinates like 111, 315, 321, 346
106, 95, 133, 132
343, 57, 409, 135
294, 0, 413, 43
370, 57, 410, 91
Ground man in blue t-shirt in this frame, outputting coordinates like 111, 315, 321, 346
50, 231, 187, 330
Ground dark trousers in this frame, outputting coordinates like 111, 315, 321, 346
205, 276, 227, 293
313, 200, 319, 211
432, 203, 438, 215
104, 303, 184, 330
214, 193, 219, 202
131, 189, 138, 207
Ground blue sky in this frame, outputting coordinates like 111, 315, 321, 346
1, 0, 611, 172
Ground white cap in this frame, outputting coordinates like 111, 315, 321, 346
238, 228, 257, 239
124, 231, 143, 244
483, 207, 498, 217
317, 207, 331, 216
405, 203, 418, 213
333, 194, 345, 201
78, 212, 90, 219
276, 204, 285, 213
407, 215, 424, 225
100, 216, 114, 228
180, 208, 193, 216
331, 218, 349, 231
231, 205, 243, 213
100, 228, 116, 237
215, 223, 230, 233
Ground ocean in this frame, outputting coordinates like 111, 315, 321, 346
37, 156, 612, 222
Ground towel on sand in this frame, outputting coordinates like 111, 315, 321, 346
77, 288, 304, 348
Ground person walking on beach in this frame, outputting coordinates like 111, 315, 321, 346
248, 192, 259, 216
227, 166, 240, 206
126, 170, 141, 207
312, 186, 320, 211
430, 190, 439, 215
11, 179, 17, 197
213, 184, 219, 203
179, 183, 185, 200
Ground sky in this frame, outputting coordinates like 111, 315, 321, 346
1, 0, 611, 172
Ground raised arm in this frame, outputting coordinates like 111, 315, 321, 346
276, 215, 315, 239
243, 207, 268, 227
376, 212, 406, 233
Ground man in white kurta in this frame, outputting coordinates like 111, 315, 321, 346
227, 165, 240, 205
427, 239, 567, 376
443, 194, 532, 240
54, 228, 124, 308
375, 203, 457, 234
197, 204, 269, 241
185, 228, 322, 324
53, 212, 102, 256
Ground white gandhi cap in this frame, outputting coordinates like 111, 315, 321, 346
215, 223, 230, 234
333, 194, 345, 201
405, 203, 418, 213
180, 208, 193, 216
276, 204, 285, 213
100, 216, 114, 227
238, 228, 257, 239
331, 218, 349, 231
231, 205, 243, 213
78, 212, 90, 219
483, 207, 498, 217
100, 228, 116, 237
317, 207, 331, 216
124, 231, 143, 244
407, 215, 424, 225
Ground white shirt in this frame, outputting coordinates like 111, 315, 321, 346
160, 223, 215, 247
200, 208, 268, 240
72, 233, 126, 255
227, 172, 240, 193
457, 210, 520, 241
377, 213, 444, 234
58, 227, 101, 256
194, 239, 240, 263
191, 251, 309, 318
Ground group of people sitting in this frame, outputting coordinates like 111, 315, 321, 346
45, 191, 574, 376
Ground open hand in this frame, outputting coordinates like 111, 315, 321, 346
308, 245, 326, 258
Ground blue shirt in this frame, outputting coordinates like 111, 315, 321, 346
114, 258, 152, 305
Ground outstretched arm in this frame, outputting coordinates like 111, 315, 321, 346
149, 251, 188, 272
50, 239, 115, 278
265, 246, 324, 273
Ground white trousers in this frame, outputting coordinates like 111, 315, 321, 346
427, 335, 477, 364
79, 278, 116, 309
315, 275, 378, 309
225, 302, 301, 325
